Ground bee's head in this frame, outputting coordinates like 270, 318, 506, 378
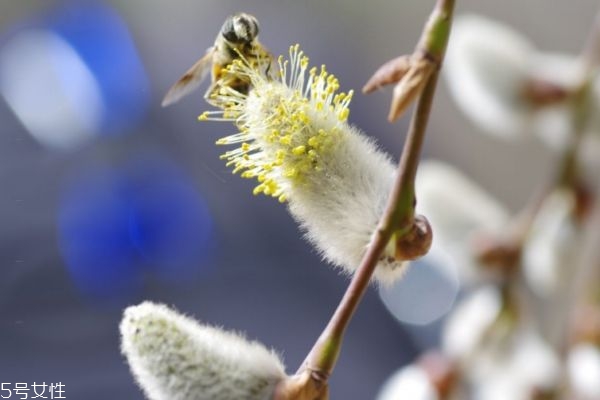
221, 13, 260, 45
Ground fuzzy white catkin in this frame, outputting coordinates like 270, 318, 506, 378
205, 46, 406, 284
568, 343, 600, 399
120, 302, 286, 400
442, 285, 502, 361
523, 189, 579, 298
522, 190, 585, 349
444, 288, 560, 399
377, 365, 439, 400
528, 53, 588, 150
445, 14, 600, 167
415, 161, 509, 284
444, 14, 533, 138
472, 329, 560, 400
285, 128, 399, 284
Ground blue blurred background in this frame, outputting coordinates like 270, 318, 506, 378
0, 1, 596, 398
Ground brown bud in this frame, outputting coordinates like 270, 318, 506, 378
388, 57, 435, 122
363, 53, 436, 122
571, 305, 600, 345
521, 77, 569, 107
471, 231, 521, 276
574, 183, 595, 224
530, 386, 559, 400
417, 351, 458, 399
394, 214, 433, 260
362, 55, 412, 94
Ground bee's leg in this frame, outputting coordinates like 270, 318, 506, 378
204, 81, 220, 106
264, 61, 273, 80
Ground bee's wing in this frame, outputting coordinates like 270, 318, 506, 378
161, 47, 215, 107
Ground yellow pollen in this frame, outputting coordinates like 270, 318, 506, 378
253, 185, 264, 195
339, 108, 350, 121
275, 149, 286, 158
280, 135, 292, 145
292, 145, 306, 155
199, 44, 353, 202
284, 168, 298, 178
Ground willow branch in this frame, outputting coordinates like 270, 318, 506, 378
299, 0, 455, 380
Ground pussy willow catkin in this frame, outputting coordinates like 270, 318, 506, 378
201, 45, 405, 284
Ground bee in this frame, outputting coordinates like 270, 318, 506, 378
161, 12, 272, 107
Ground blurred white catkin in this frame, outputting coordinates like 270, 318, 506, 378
120, 302, 286, 400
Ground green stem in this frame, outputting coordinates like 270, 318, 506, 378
389, 70, 440, 231
300, 0, 455, 378
392, 0, 453, 229
420, 0, 455, 61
